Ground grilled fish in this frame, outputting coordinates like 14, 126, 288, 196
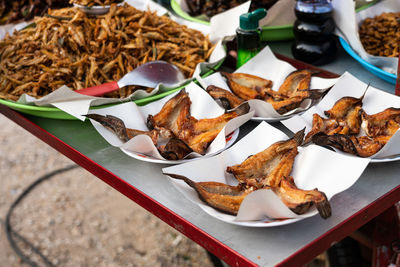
305, 95, 363, 143
227, 129, 305, 189
149, 89, 249, 155
361, 107, 400, 137
221, 72, 273, 100
165, 173, 253, 215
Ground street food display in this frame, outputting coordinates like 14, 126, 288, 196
0, 0, 69, 25
207, 70, 326, 114
86, 89, 249, 160
185, 0, 279, 18
70, 0, 123, 7
305, 95, 400, 157
166, 129, 332, 219
0, 4, 213, 100
359, 12, 400, 58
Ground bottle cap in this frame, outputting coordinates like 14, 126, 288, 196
239, 8, 267, 30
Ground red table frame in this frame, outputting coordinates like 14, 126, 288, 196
1, 54, 399, 266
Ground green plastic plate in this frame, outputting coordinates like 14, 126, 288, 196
170, 0, 294, 42
0, 60, 221, 120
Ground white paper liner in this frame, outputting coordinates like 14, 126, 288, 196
87, 82, 254, 163
283, 72, 400, 160
197, 46, 339, 121
176, 0, 296, 43
333, 0, 399, 74
0, 0, 226, 121
163, 122, 370, 227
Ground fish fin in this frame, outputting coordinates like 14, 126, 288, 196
292, 128, 306, 146
314, 191, 332, 219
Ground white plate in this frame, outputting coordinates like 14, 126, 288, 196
73, 1, 124, 15
121, 129, 239, 164
371, 154, 400, 163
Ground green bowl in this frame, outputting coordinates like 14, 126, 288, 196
170, 0, 294, 42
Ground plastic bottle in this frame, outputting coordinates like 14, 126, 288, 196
292, 0, 337, 65
236, 8, 267, 68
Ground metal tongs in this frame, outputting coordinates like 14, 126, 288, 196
76, 60, 186, 97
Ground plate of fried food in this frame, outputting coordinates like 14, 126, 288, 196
0, 3, 223, 119
283, 72, 400, 163
333, 0, 399, 85
86, 82, 254, 164
171, 0, 295, 41
198, 46, 339, 122
163, 121, 370, 227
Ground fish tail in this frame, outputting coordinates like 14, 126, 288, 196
292, 128, 305, 146
163, 173, 196, 188
315, 192, 332, 219
85, 114, 129, 142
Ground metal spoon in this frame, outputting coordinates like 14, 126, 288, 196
76, 60, 186, 97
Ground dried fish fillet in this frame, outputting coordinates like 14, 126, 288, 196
222, 72, 272, 100
166, 128, 332, 219
227, 129, 304, 188
209, 70, 325, 115
305, 95, 363, 143
87, 89, 246, 159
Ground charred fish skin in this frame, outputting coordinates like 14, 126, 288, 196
165, 173, 251, 215
85, 114, 129, 142
159, 138, 193, 160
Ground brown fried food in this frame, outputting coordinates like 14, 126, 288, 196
85, 114, 159, 144
359, 12, 400, 58
88, 89, 246, 159
217, 70, 324, 115
148, 90, 249, 155
206, 85, 244, 110
361, 108, 400, 137
311, 132, 388, 158
222, 72, 273, 100
0, 0, 69, 25
165, 173, 253, 215
0, 4, 213, 100
275, 70, 317, 97
304, 95, 363, 143
273, 176, 331, 219
227, 129, 304, 189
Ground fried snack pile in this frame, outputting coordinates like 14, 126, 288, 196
185, 0, 278, 18
207, 70, 325, 114
0, 4, 213, 100
86, 90, 248, 160
166, 129, 332, 219
359, 12, 400, 57
70, 0, 123, 7
0, 0, 69, 25
305, 95, 400, 157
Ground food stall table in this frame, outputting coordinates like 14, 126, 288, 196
1, 42, 399, 267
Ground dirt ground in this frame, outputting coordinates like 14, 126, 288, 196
0, 114, 326, 266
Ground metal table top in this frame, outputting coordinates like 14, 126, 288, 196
1, 42, 399, 266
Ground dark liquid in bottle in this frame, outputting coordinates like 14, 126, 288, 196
292, 0, 337, 65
